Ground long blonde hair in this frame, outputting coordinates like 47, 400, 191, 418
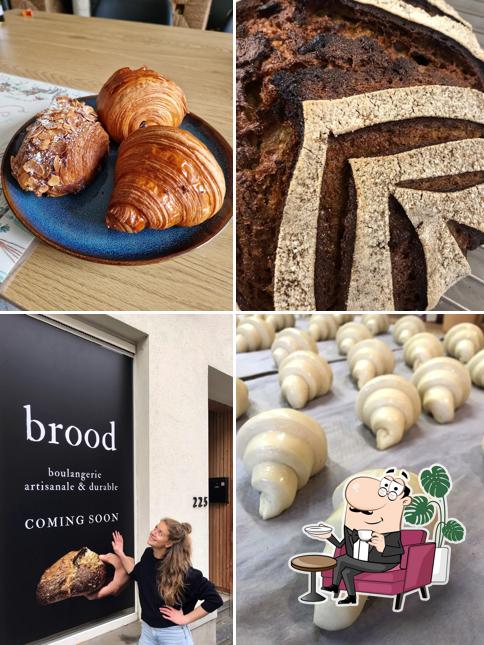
157, 518, 192, 606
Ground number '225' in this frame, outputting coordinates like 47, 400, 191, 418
193, 496, 208, 508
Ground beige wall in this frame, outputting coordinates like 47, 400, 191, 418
110, 314, 233, 576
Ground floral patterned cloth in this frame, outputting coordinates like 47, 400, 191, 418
0, 73, 86, 282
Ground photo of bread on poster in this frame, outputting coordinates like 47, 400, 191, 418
0, 315, 134, 645
36, 547, 112, 606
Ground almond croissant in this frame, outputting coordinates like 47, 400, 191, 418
11, 96, 109, 197
97, 66, 188, 143
106, 126, 226, 233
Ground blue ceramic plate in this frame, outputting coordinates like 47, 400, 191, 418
1, 96, 233, 265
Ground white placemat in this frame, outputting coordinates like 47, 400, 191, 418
0, 73, 86, 283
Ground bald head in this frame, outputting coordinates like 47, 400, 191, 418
344, 475, 412, 533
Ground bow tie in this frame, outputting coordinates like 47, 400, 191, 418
350, 529, 360, 541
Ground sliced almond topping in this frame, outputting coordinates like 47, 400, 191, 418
37, 184, 49, 194
48, 175, 61, 186
39, 139, 50, 151
22, 159, 44, 176
53, 155, 62, 174
51, 140, 67, 155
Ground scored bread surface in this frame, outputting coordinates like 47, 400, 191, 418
236, 0, 484, 311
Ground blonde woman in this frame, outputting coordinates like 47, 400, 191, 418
112, 518, 223, 644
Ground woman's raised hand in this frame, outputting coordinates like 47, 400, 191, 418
159, 606, 189, 625
111, 530, 125, 556
85, 553, 130, 599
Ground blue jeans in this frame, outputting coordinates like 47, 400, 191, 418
139, 621, 194, 645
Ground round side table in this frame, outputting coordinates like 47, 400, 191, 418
290, 554, 337, 603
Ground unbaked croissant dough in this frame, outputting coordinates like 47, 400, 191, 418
356, 374, 421, 449
237, 314, 265, 326
392, 316, 425, 345
97, 66, 188, 142
444, 323, 484, 363
347, 338, 395, 389
105, 126, 226, 233
266, 313, 295, 331
236, 317, 275, 353
236, 378, 249, 419
333, 314, 353, 325
336, 322, 372, 355
468, 349, 484, 387
237, 409, 327, 519
36, 547, 109, 605
403, 332, 444, 370
361, 314, 390, 335
272, 328, 318, 366
308, 314, 339, 341
279, 351, 333, 408
412, 356, 471, 423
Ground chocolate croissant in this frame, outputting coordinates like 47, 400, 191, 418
97, 66, 188, 143
11, 96, 109, 197
36, 547, 109, 605
106, 126, 226, 233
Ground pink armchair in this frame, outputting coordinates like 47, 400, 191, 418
321, 529, 435, 611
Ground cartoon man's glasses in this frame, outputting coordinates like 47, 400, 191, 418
378, 477, 404, 501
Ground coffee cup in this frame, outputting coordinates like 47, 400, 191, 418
358, 530, 372, 541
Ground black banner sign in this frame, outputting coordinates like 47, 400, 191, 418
0, 315, 135, 644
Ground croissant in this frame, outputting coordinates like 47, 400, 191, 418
97, 66, 188, 142
467, 349, 484, 387
105, 126, 226, 233
336, 322, 371, 355
236, 317, 275, 353
356, 375, 421, 449
237, 314, 265, 326
392, 316, 425, 345
333, 314, 353, 325
412, 357, 471, 423
361, 314, 390, 336
11, 96, 109, 197
237, 409, 328, 519
236, 379, 249, 419
278, 351, 333, 409
347, 339, 395, 389
443, 323, 484, 363
272, 328, 318, 367
403, 333, 444, 370
265, 314, 295, 331
308, 314, 339, 341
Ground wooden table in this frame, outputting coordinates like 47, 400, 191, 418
290, 554, 337, 603
0, 10, 232, 311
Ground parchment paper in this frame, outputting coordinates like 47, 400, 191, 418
236, 324, 484, 645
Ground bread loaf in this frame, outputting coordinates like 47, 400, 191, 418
236, 0, 484, 311
36, 547, 110, 605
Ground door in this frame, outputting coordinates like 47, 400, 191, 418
208, 401, 233, 593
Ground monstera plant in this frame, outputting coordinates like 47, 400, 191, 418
404, 464, 465, 583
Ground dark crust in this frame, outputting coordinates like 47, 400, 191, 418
318, 118, 484, 311
236, 0, 484, 310
35, 548, 110, 606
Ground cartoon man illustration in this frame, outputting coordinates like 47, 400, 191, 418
310, 469, 412, 605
